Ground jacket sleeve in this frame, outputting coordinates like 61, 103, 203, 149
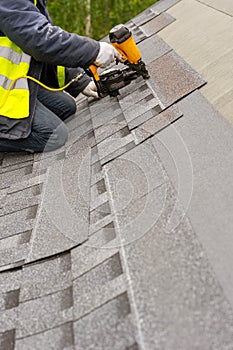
0, 0, 100, 69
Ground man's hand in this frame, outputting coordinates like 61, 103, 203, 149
82, 80, 99, 99
94, 42, 124, 68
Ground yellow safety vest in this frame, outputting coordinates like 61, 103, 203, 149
0, 0, 67, 120
57, 66, 66, 88
0, 0, 36, 120
0, 37, 31, 119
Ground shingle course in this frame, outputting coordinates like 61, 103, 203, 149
1, 0, 233, 348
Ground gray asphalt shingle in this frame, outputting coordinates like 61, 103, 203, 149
147, 50, 206, 107
1, 0, 233, 348
141, 12, 175, 36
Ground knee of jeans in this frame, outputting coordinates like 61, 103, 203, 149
42, 123, 68, 152
59, 122, 68, 140
53, 123, 68, 148
61, 98, 77, 121
69, 98, 77, 116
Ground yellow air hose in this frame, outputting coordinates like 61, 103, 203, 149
0, 72, 85, 110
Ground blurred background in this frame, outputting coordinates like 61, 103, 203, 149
47, 0, 157, 39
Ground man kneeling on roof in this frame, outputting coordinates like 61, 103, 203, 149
0, 0, 122, 153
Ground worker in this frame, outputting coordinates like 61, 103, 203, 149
0, 0, 122, 153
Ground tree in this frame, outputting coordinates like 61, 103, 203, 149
47, 0, 157, 40
85, 0, 92, 36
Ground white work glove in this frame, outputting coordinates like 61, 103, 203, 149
94, 42, 124, 68
82, 80, 99, 99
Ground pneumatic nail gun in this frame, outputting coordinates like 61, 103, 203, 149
88, 24, 150, 97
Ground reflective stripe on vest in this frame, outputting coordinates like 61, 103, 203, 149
0, 37, 31, 119
0, 0, 37, 119
57, 66, 66, 88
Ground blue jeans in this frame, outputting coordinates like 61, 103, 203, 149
0, 87, 77, 153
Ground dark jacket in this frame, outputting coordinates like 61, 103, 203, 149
0, 0, 100, 139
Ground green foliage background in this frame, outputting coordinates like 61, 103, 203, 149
47, 0, 157, 40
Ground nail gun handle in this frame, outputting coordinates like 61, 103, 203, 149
88, 64, 103, 97
112, 46, 128, 62
89, 65, 100, 82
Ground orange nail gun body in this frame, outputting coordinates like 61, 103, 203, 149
89, 24, 149, 97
